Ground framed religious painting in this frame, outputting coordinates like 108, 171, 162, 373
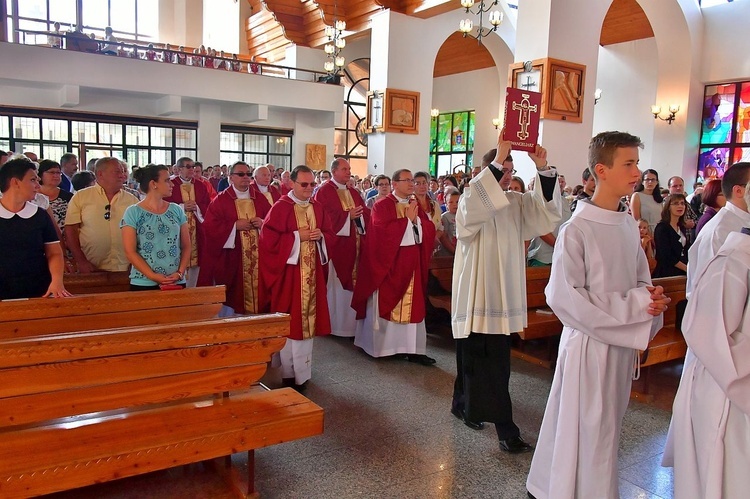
543, 58, 586, 123
305, 144, 326, 170
382, 88, 420, 134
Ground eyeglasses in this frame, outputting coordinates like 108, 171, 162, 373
393, 179, 415, 184
377, 183, 390, 187
104, 204, 111, 221
295, 181, 317, 188
643, 178, 658, 183
232, 172, 250, 177
500, 168, 517, 176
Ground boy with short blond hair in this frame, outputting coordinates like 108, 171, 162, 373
526, 131, 670, 498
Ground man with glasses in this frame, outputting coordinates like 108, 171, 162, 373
352, 169, 437, 365
65, 157, 137, 273
260, 165, 334, 391
199, 161, 267, 315
451, 134, 562, 453
313, 158, 370, 338
164, 157, 211, 287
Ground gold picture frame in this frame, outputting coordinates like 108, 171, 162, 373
508, 58, 586, 123
383, 88, 420, 134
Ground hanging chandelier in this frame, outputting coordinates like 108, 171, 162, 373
458, 0, 503, 44
323, 19, 346, 75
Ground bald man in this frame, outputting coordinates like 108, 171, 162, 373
250, 164, 281, 214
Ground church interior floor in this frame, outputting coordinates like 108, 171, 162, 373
44, 324, 680, 499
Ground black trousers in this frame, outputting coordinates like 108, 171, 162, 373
452, 333, 520, 440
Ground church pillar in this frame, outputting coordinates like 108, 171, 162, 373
367, 11, 434, 177
197, 103, 221, 163
513, 0, 611, 180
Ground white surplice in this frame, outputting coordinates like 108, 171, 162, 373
451, 166, 561, 338
664, 231, 750, 499
526, 200, 662, 499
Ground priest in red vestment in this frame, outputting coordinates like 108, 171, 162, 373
259, 165, 334, 390
313, 158, 370, 337
250, 164, 281, 214
164, 157, 211, 287
280, 170, 293, 195
198, 161, 267, 315
351, 169, 436, 365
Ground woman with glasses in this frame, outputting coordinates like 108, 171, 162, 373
366, 174, 391, 209
0, 158, 71, 299
630, 169, 663, 232
121, 164, 191, 291
653, 193, 691, 278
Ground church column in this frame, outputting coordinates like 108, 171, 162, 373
513, 0, 611, 179
367, 11, 434, 177
198, 103, 221, 163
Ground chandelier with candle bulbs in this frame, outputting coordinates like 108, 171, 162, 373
459, 0, 503, 44
323, 19, 346, 75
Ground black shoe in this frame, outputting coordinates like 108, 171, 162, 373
499, 436, 533, 454
281, 378, 295, 388
406, 354, 436, 366
450, 406, 484, 430
294, 381, 308, 393
527, 491, 537, 499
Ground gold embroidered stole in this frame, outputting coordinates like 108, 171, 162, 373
390, 202, 416, 324
263, 191, 274, 205
235, 198, 259, 314
180, 182, 199, 267
337, 188, 360, 286
293, 203, 318, 339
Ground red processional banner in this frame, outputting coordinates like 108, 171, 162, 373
502, 87, 542, 152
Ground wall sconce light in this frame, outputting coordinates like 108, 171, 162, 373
430, 108, 440, 121
594, 88, 602, 105
651, 104, 680, 125
492, 118, 502, 129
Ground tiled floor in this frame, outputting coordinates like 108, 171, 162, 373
45, 327, 678, 499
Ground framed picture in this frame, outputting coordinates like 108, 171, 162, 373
366, 90, 384, 132
545, 59, 586, 123
305, 144, 326, 170
507, 58, 586, 122
383, 88, 420, 134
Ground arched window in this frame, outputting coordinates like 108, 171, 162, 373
334, 58, 369, 173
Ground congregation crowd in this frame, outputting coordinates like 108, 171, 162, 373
1, 127, 749, 498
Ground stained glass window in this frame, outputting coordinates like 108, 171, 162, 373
698, 80, 750, 181
429, 110, 476, 177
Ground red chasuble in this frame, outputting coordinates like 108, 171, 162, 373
164, 177, 211, 265
249, 181, 281, 216
351, 194, 436, 323
197, 175, 218, 200
259, 196, 334, 340
198, 187, 270, 313
313, 181, 370, 291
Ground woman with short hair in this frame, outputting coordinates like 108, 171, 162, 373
695, 179, 725, 237
0, 158, 71, 299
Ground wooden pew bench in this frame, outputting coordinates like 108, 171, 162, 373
0, 287, 324, 498
427, 257, 563, 367
632, 275, 687, 399
63, 270, 131, 294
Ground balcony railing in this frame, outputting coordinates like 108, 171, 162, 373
12, 28, 340, 85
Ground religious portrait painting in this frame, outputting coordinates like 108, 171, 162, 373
383, 88, 420, 134
305, 144, 326, 170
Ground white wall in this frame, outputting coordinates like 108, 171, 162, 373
593, 38, 658, 171
700, 1, 750, 83
202, 0, 240, 54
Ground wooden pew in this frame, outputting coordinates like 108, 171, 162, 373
632, 275, 687, 399
427, 257, 563, 367
63, 270, 131, 294
0, 287, 324, 498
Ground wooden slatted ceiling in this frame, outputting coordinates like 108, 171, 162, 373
433, 31, 496, 78
600, 0, 654, 46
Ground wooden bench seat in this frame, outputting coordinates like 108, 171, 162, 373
0, 288, 324, 498
63, 270, 131, 294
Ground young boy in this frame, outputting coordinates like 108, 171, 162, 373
437, 188, 460, 256
526, 132, 670, 499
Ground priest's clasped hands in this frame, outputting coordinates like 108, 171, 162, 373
236, 218, 263, 231
300, 227, 323, 241
349, 205, 364, 219
646, 285, 671, 316
405, 200, 419, 222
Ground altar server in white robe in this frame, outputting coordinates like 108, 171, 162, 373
685, 162, 750, 298
664, 226, 750, 499
451, 134, 562, 451
527, 132, 668, 499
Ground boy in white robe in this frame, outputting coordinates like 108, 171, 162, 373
664, 189, 750, 499
526, 131, 669, 499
